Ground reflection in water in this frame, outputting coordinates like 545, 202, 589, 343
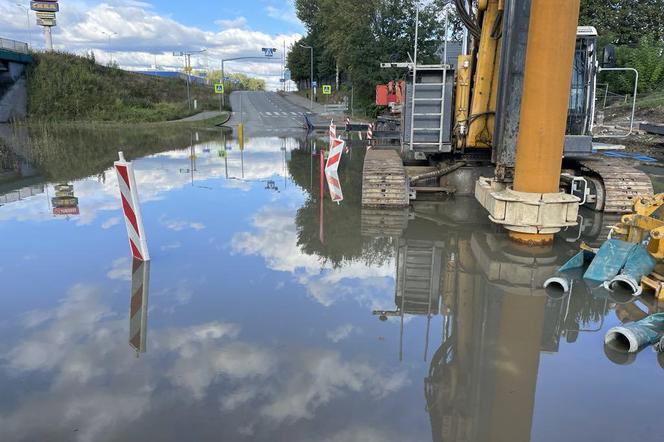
52, 183, 80, 216
3, 124, 664, 441
129, 258, 151, 355
367, 202, 612, 442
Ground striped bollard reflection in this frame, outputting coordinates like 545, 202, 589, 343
129, 258, 151, 354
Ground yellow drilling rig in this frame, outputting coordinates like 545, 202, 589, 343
362, 0, 653, 245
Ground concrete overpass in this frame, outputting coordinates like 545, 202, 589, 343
0, 38, 32, 123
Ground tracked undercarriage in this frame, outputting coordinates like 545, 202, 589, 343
360, 148, 655, 215
361, 149, 409, 208
576, 159, 654, 213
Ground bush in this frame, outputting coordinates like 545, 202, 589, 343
605, 36, 664, 94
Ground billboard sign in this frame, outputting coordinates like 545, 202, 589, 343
36, 11, 56, 19
36, 18, 56, 26
31, 1, 59, 12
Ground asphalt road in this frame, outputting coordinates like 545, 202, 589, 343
227, 91, 309, 135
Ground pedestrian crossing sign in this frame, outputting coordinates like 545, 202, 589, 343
322, 85, 332, 95
214, 83, 224, 94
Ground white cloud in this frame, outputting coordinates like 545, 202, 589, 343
0, 286, 409, 440
326, 324, 359, 343
231, 206, 396, 310
101, 217, 120, 229
159, 216, 206, 231
107, 257, 132, 281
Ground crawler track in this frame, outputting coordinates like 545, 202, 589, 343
579, 159, 654, 213
362, 149, 409, 208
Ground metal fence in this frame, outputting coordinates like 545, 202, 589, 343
0, 38, 29, 54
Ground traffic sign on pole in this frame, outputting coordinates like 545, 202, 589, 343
322, 85, 332, 95
262, 47, 277, 57
214, 83, 224, 94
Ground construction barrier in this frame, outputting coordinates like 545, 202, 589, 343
114, 152, 150, 261
325, 170, 344, 203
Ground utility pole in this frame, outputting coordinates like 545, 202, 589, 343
16, 3, 32, 49
173, 49, 206, 111
299, 44, 314, 111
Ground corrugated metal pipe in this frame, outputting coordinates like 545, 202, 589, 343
410, 162, 466, 185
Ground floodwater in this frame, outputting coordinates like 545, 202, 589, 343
0, 124, 663, 442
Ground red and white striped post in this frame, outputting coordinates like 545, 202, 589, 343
329, 119, 337, 147
129, 258, 150, 354
367, 124, 374, 149
115, 152, 150, 261
319, 148, 325, 245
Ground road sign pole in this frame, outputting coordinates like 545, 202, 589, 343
221, 60, 225, 108
186, 54, 191, 111
44, 26, 53, 51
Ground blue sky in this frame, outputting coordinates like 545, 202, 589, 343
148, 0, 303, 35
0, 0, 305, 89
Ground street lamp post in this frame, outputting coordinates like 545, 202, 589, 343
299, 44, 314, 111
220, 56, 281, 110
16, 3, 31, 49
173, 49, 206, 111
101, 31, 118, 65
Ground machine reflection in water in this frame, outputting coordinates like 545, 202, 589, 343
129, 258, 151, 355
368, 201, 612, 442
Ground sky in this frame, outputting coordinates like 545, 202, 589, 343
0, 0, 305, 90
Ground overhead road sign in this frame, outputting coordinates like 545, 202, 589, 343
322, 85, 332, 95
214, 83, 224, 94
37, 18, 56, 27
31, 1, 59, 12
262, 47, 277, 57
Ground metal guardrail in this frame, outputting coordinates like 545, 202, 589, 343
324, 103, 348, 114
0, 37, 29, 54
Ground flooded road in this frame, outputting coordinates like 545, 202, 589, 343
1, 123, 663, 442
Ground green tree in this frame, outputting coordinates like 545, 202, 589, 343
580, 0, 664, 45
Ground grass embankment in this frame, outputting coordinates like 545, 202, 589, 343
604, 90, 664, 122
27, 52, 225, 123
